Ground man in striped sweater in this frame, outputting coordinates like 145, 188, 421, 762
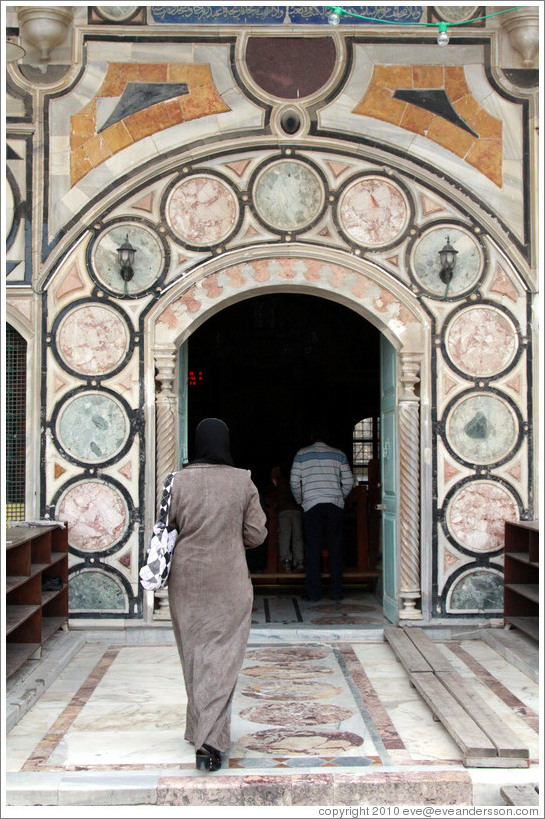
290, 424, 354, 602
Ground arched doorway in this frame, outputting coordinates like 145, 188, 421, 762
149, 250, 427, 623
180, 292, 383, 588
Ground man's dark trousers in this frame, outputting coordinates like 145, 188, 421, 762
303, 502, 344, 600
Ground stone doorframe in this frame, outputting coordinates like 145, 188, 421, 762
145, 247, 430, 622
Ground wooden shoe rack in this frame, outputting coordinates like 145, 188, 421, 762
5, 522, 69, 679
503, 519, 539, 643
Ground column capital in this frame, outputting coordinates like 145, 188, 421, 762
399, 351, 421, 401
154, 347, 177, 393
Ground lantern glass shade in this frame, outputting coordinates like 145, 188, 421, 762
116, 234, 137, 282
117, 235, 136, 267
439, 236, 458, 284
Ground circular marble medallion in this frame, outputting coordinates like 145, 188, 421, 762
253, 160, 324, 231
242, 663, 332, 678
166, 174, 239, 247
57, 481, 129, 552
445, 393, 518, 465
240, 702, 353, 726
448, 569, 504, 612
69, 570, 126, 610
338, 176, 410, 248
445, 306, 519, 377
6, 179, 14, 237
96, 6, 139, 21
238, 728, 364, 756
56, 392, 129, 464
434, 6, 480, 23
241, 679, 342, 701
245, 647, 328, 663
447, 481, 519, 553
90, 222, 165, 296
56, 303, 129, 376
410, 226, 484, 297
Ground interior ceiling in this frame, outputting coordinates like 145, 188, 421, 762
187, 292, 380, 490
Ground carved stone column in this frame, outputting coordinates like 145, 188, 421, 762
152, 347, 178, 621
154, 347, 178, 509
398, 352, 422, 620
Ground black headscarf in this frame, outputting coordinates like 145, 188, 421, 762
190, 418, 235, 466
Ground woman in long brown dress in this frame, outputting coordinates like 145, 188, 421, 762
166, 418, 267, 771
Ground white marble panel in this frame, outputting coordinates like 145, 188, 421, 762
319, 104, 418, 153
359, 44, 486, 66
52, 188, 92, 235
464, 66, 525, 155
75, 163, 116, 199
49, 729, 189, 767
86, 41, 135, 63
49, 136, 70, 174
217, 91, 264, 129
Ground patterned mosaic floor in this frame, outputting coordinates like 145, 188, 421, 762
6, 598, 539, 780
250, 588, 388, 627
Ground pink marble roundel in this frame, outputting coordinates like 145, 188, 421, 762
241, 679, 342, 701
238, 728, 364, 756
240, 702, 354, 727
57, 480, 129, 551
166, 174, 239, 246
245, 647, 328, 663
445, 306, 518, 377
338, 176, 410, 247
57, 304, 129, 375
447, 481, 519, 553
242, 663, 333, 678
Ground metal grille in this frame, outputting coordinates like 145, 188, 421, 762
353, 417, 380, 482
6, 325, 26, 521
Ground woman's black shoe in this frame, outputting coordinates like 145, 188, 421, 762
196, 743, 222, 771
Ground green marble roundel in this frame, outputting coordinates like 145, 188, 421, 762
446, 393, 518, 465
57, 392, 128, 463
69, 570, 126, 611
411, 226, 483, 297
91, 222, 164, 295
448, 569, 503, 612
253, 160, 324, 232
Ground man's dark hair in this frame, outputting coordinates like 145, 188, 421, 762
311, 423, 329, 443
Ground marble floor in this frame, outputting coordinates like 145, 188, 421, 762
3, 592, 542, 810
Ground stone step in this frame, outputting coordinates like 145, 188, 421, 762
6, 768, 473, 807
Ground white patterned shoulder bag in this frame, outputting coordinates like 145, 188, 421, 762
139, 472, 179, 591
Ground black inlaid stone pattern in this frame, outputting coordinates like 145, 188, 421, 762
393, 88, 479, 137
98, 82, 189, 132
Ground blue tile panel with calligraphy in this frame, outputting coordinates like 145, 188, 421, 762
150, 6, 424, 25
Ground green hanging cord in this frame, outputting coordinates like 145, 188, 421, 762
326, 6, 523, 29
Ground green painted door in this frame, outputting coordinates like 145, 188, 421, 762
380, 335, 398, 623
178, 342, 189, 468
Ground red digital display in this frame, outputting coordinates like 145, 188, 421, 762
188, 370, 203, 386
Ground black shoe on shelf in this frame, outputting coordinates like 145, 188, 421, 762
42, 575, 63, 591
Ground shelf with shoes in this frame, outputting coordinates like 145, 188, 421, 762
5, 522, 69, 678
503, 519, 539, 643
